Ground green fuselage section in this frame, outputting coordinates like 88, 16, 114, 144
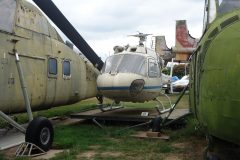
190, 9, 240, 145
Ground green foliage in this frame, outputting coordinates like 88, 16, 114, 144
161, 64, 189, 78
162, 67, 170, 75
173, 64, 189, 79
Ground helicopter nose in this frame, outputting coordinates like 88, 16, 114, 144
129, 79, 145, 96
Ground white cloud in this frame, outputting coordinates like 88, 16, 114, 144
29, 0, 205, 60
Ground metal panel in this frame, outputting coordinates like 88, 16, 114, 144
0, 0, 16, 33
33, 0, 103, 70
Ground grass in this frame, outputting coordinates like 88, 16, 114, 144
1, 94, 205, 160
50, 114, 202, 160
52, 124, 175, 160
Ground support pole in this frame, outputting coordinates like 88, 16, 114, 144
0, 111, 26, 133
15, 52, 33, 122
170, 58, 174, 93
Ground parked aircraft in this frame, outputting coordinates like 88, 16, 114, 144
189, 0, 240, 157
97, 19, 198, 106
97, 33, 165, 105
0, 0, 103, 151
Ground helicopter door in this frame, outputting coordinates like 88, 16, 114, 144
29, 59, 46, 109
45, 57, 58, 107
148, 58, 160, 78
147, 58, 161, 87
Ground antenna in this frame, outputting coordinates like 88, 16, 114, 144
128, 32, 152, 46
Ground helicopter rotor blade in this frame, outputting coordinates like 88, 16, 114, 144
33, 0, 103, 70
128, 34, 152, 37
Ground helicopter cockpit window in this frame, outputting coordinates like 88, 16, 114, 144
63, 60, 71, 78
48, 58, 58, 75
218, 0, 240, 14
148, 59, 160, 78
0, 0, 16, 33
102, 54, 146, 76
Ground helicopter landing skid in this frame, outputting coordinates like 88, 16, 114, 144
154, 93, 173, 114
97, 102, 124, 112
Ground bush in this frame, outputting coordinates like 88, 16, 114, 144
162, 67, 170, 75
173, 64, 189, 78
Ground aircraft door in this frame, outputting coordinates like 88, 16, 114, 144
148, 58, 160, 78
147, 58, 162, 93
45, 57, 58, 107
28, 58, 46, 109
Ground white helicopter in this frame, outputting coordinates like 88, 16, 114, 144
97, 33, 169, 110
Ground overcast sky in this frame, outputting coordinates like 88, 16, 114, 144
29, 0, 205, 60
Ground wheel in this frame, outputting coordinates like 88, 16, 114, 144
25, 117, 54, 151
152, 117, 162, 132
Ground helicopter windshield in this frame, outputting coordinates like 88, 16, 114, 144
102, 54, 146, 76
218, 0, 240, 14
0, 0, 16, 33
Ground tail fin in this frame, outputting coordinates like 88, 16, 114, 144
175, 20, 198, 49
173, 20, 198, 61
155, 36, 173, 60
155, 36, 169, 55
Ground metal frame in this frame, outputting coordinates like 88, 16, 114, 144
155, 93, 173, 114
16, 142, 46, 157
160, 85, 189, 127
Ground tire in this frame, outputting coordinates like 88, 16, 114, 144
25, 117, 54, 151
152, 117, 162, 132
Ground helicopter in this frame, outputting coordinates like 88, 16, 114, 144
97, 20, 197, 107
189, 0, 240, 157
0, 0, 103, 152
97, 33, 165, 106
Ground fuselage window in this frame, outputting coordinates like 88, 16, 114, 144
0, 0, 16, 33
48, 58, 57, 75
63, 60, 71, 77
148, 59, 159, 78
